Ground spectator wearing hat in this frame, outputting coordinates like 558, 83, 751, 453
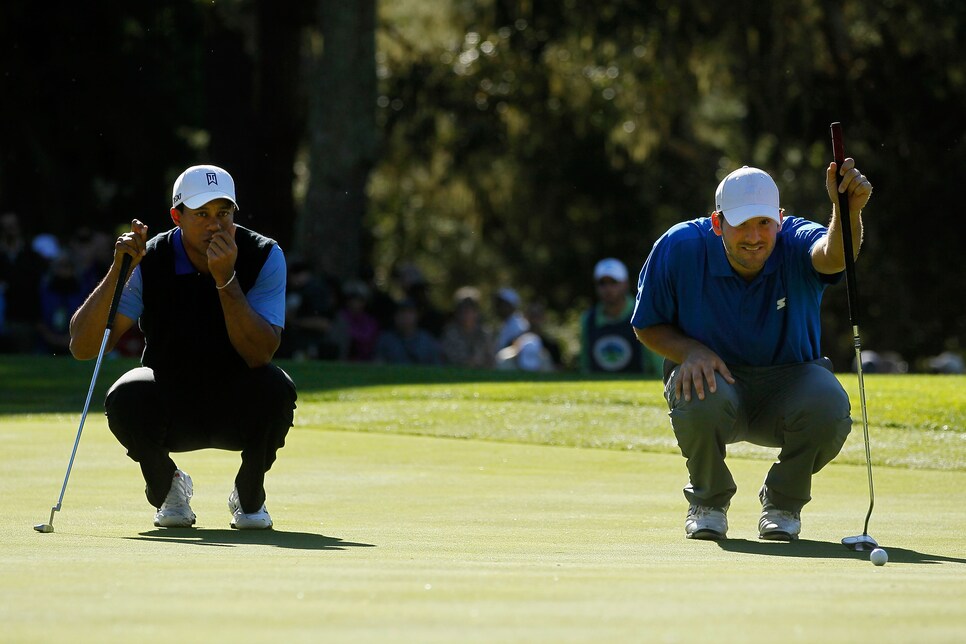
441, 286, 493, 368
492, 287, 529, 353
580, 258, 661, 375
374, 298, 442, 365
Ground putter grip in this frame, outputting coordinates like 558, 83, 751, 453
106, 254, 133, 331
830, 121, 860, 327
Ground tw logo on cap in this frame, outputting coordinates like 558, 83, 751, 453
171, 164, 238, 210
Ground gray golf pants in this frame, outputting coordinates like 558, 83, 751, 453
664, 358, 851, 512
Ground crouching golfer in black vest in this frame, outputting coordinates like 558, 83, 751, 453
69, 165, 296, 530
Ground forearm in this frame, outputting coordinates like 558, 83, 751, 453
69, 260, 127, 359
816, 159, 871, 274
815, 206, 863, 274
633, 323, 709, 365
217, 278, 281, 367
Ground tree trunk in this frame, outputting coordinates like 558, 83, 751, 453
252, 0, 314, 251
298, 1, 377, 280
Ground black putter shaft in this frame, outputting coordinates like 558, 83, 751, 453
830, 121, 875, 540
35, 253, 133, 533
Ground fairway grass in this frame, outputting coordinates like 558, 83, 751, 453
3, 414, 965, 643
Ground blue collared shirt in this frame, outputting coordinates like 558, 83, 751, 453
118, 228, 286, 327
631, 216, 840, 366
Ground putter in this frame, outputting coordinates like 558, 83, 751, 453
34, 254, 132, 534
830, 122, 878, 552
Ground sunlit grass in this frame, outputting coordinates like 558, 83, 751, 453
3, 356, 963, 471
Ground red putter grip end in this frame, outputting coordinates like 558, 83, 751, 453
830, 122, 846, 165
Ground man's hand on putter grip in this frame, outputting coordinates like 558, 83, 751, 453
114, 219, 149, 267
825, 157, 873, 213
676, 347, 735, 402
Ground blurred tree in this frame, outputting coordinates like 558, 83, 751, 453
369, 0, 966, 368
298, 0, 379, 280
2, 0, 964, 367
0, 2, 201, 236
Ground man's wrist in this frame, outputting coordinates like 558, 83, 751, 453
216, 271, 237, 290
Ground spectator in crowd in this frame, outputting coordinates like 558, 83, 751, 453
71, 227, 114, 294
924, 351, 964, 374
375, 298, 442, 365
493, 287, 529, 352
277, 260, 347, 360
338, 279, 380, 361
0, 212, 48, 353
396, 262, 446, 338
580, 258, 661, 375
37, 251, 87, 354
524, 301, 563, 370
495, 332, 556, 372
441, 286, 493, 368
360, 263, 396, 333
31, 233, 61, 262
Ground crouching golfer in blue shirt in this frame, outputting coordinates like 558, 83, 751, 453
632, 159, 872, 541
70, 165, 296, 530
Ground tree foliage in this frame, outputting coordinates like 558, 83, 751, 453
370, 0, 966, 367
1, 1, 963, 367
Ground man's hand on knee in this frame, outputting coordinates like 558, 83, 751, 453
677, 348, 735, 402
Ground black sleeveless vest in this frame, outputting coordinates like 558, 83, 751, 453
138, 226, 276, 376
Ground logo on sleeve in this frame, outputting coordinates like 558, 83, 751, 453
776, 297, 787, 310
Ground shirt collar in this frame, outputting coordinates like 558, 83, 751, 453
172, 228, 195, 275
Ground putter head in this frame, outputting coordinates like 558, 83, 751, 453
842, 534, 878, 551
34, 524, 54, 533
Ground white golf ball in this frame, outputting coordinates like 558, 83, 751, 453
870, 548, 888, 566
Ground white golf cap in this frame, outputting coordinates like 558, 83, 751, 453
714, 166, 780, 226
593, 258, 628, 282
172, 165, 238, 210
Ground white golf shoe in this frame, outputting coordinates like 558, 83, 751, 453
685, 503, 729, 540
154, 469, 196, 528
228, 487, 273, 530
758, 486, 801, 541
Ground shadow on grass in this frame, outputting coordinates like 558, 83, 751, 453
126, 528, 375, 551
717, 538, 966, 565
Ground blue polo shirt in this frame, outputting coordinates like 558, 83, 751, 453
631, 216, 840, 367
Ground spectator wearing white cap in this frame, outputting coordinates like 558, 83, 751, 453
579, 258, 661, 375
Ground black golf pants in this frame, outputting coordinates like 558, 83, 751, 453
104, 364, 296, 514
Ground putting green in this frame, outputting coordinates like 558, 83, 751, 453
2, 416, 964, 642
